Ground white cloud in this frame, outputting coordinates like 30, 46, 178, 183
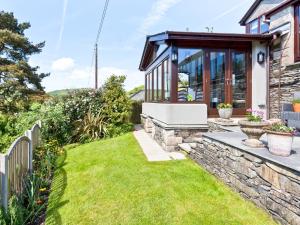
51, 57, 75, 72
43, 57, 144, 92
139, 0, 182, 35
69, 68, 90, 80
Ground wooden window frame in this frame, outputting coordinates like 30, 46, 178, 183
295, 4, 300, 62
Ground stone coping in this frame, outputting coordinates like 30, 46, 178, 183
203, 132, 300, 173
152, 119, 209, 130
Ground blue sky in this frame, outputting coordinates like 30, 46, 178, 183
1, 0, 254, 91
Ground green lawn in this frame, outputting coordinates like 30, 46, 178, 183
45, 133, 276, 225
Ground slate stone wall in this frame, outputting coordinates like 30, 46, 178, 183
269, 60, 300, 118
190, 137, 300, 225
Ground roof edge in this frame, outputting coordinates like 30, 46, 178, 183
239, 0, 262, 26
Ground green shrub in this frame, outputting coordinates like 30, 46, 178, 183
39, 102, 71, 145
130, 101, 142, 124
101, 75, 131, 126
72, 111, 108, 143
292, 98, 300, 104
62, 89, 103, 123
217, 103, 232, 109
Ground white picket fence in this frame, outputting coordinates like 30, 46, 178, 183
0, 121, 41, 209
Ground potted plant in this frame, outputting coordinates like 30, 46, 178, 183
293, 99, 300, 112
265, 123, 295, 156
238, 109, 269, 148
217, 103, 233, 119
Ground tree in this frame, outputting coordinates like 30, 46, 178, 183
0, 11, 49, 113
101, 75, 131, 126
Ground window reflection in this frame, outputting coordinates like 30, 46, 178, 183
164, 60, 171, 101
232, 52, 247, 108
210, 52, 225, 108
157, 65, 162, 100
250, 19, 259, 34
153, 69, 157, 101
178, 49, 204, 102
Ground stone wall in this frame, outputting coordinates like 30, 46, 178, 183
269, 61, 300, 118
190, 137, 300, 225
141, 115, 204, 152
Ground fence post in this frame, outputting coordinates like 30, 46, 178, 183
25, 130, 33, 173
0, 154, 8, 210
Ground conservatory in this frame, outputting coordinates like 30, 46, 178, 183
139, 31, 273, 127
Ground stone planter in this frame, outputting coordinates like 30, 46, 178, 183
218, 108, 233, 119
238, 120, 269, 148
266, 131, 294, 156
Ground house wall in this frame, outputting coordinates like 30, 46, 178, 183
252, 42, 268, 119
246, 0, 283, 23
269, 60, 300, 118
270, 6, 295, 66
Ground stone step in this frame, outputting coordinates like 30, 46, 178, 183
178, 143, 194, 153
192, 137, 203, 143
168, 152, 186, 160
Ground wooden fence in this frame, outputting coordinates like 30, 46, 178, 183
0, 121, 41, 209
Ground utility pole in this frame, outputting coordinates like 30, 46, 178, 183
95, 43, 98, 89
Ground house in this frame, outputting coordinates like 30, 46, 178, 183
130, 90, 145, 101
139, 0, 300, 151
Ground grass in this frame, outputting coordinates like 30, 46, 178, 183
45, 133, 276, 225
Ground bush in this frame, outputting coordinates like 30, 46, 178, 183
130, 101, 142, 124
62, 89, 103, 123
72, 111, 108, 143
101, 75, 131, 125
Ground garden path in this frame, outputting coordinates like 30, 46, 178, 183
133, 125, 186, 161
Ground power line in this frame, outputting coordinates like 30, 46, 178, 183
95, 0, 110, 46
91, 0, 110, 89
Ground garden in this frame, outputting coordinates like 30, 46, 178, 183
44, 133, 276, 225
0, 74, 134, 224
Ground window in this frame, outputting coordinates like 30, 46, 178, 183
177, 48, 204, 102
247, 17, 269, 34
231, 52, 247, 109
156, 44, 168, 58
163, 59, 171, 101
148, 72, 152, 101
153, 69, 157, 101
295, 4, 300, 61
260, 17, 269, 33
157, 65, 162, 100
145, 74, 148, 101
249, 19, 259, 34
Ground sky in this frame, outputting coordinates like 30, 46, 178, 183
1, 0, 255, 92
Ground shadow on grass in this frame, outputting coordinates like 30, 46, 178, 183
45, 149, 68, 225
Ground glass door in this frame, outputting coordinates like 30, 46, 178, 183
230, 51, 249, 115
208, 50, 227, 115
207, 49, 250, 116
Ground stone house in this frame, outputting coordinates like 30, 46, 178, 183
139, 0, 300, 151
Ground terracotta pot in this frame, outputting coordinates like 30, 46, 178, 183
266, 130, 294, 157
238, 120, 269, 148
218, 108, 233, 119
293, 103, 300, 112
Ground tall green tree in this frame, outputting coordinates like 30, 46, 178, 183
0, 11, 49, 113
101, 75, 131, 125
